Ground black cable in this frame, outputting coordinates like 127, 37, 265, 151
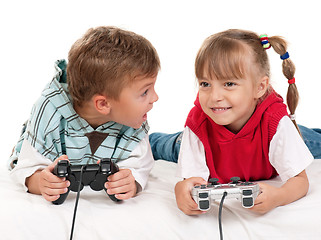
70, 165, 84, 240
218, 191, 228, 240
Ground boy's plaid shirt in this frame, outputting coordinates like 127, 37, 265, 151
9, 60, 149, 169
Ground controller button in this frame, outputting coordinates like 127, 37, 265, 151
199, 192, 208, 198
199, 200, 210, 210
242, 197, 253, 207
200, 184, 206, 189
243, 189, 253, 196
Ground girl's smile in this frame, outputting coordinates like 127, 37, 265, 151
198, 72, 267, 134
211, 106, 232, 114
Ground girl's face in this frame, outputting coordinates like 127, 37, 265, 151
198, 71, 267, 133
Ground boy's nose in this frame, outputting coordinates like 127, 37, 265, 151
151, 91, 159, 103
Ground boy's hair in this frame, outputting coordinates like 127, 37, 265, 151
195, 29, 300, 132
67, 26, 160, 106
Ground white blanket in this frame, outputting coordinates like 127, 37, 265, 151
0, 159, 320, 240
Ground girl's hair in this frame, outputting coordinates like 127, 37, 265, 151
195, 29, 300, 132
67, 26, 160, 106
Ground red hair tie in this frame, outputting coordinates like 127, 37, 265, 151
288, 78, 295, 84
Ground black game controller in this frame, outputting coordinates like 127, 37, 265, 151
52, 158, 120, 205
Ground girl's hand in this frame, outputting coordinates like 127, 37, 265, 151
105, 169, 137, 200
249, 182, 280, 214
175, 177, 208, 215
250, 171, 309, 214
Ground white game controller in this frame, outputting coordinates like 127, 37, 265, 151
191, 177, 260, 211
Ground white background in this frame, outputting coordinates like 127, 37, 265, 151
0, 0, 320, 164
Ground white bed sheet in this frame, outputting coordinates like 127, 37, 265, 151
0, 159, 320, 240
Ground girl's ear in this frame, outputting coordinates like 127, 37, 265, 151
256, 76, 269, 99
93, 94, 111, 115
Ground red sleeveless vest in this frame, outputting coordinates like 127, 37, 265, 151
185, 91, 288, 183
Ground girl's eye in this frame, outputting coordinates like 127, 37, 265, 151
200, 82, 210, 88
224, 82, 236, 87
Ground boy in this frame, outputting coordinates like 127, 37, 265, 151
9, 26, 160, 202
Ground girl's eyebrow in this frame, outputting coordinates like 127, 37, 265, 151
198, 77, 211, 81
199, 77, 241, 81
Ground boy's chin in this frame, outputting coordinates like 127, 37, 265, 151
125, 121, 144, 129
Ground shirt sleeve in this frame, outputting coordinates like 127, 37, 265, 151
9, 139, 53, 191
176, 126, 209, 181
269, 116, 314, 182
116, 134, 154, 192
10, 135, 154, 193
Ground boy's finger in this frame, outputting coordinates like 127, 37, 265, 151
108, 169, 132, 182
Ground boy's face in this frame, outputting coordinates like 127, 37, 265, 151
198, 72, 260, 133
108, 75, 158, 129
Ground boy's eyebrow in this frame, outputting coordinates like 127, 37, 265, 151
138, 82, 154, 91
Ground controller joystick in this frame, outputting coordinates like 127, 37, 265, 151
52, 158, 120, 205
230, 176, 240, 184
209, 178, 220, 186
192, 177, 260, 211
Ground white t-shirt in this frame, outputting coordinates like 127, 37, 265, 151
177, 116, 314, 182
10, 135, 154, 192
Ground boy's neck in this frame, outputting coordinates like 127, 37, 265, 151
74, 102, 109, 129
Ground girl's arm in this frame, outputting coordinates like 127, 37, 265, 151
251, 170, 309, 214
175, 127, 210, 215
175, 177, 208, 215
251, 116, 314, 214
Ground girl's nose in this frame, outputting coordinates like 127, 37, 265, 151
210, 88, 223, 102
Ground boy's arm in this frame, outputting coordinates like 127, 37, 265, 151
25, 156, 70, 202
115, 135, 154, 192
10, 139, 69, 202
105, 135, 154, 200
10, 139, 53, 191
251, 170, 309, 214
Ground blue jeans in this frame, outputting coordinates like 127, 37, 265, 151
149, 125, 321, 163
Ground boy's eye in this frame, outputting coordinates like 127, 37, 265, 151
141, 89, 148, 96
200, 82, 210, 88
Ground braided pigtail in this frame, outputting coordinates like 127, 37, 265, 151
261, 35, 301, 134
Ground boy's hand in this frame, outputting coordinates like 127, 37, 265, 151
105, 169, 137, 200
175, 177, 207, 215
26, 155, 70, 202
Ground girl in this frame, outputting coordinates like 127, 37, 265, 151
150, 29, 316, 215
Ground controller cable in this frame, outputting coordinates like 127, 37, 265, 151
218, 191, 228, 240
70, 165, 84, 240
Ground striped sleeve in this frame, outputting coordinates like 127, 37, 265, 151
24, 95, 63, 161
